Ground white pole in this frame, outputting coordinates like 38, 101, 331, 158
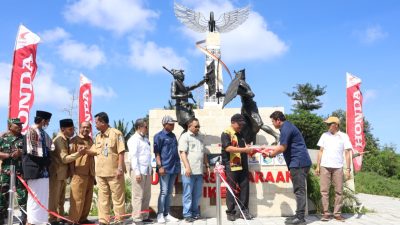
215, 162, 222, 225
7, 165, 16, 225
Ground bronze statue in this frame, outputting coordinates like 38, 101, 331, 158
223, 69, 279, 145
163, 66, 208, 130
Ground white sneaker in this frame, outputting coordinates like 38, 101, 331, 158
164, 214, 180, 222
157, 213, 166, 223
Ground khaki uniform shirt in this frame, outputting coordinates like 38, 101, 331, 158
70, 134, 95, 177
92, 127, 126, 177
50, 132, 81, 180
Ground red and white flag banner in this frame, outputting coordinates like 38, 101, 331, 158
8, 24, 40, 134
79, 74, 93, 129
346, 72, 365, 172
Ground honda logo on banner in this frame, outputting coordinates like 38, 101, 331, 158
79, 74, 92, 130
346, 72, 365, 172
8, 24, 40, 134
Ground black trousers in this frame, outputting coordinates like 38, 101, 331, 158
290, 167, 310, 219
225, 169, 249, 215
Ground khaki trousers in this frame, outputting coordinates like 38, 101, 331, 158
131, 171, 151, 221
48, 176, 66, 222
68, 174, 95, 222
320, 166, 344, 215
97, 176, 126, 224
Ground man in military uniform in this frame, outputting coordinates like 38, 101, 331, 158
92, 112, 126, 225
0, 118, 27, 224
49, 119, 84, 225
68, 121, 95, 224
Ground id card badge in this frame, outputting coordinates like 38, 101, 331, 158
103, 142, 108, 157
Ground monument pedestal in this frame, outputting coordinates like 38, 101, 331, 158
143, 107, 300, 218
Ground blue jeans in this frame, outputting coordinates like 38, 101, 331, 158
157, 173, 177, 216
182, 174, 203, 218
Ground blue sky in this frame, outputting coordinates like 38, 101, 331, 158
0, 0, 399, 150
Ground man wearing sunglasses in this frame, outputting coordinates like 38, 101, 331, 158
179, 117, 210, 222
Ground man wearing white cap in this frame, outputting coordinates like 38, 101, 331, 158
154, 115, 181, 223
316, 116, 352, 222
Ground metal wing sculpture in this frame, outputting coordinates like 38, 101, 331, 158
215, 6, 250, 33
174, 2, 250, 33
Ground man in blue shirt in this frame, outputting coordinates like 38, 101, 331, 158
266, 111, 311, 225
154, 115, 181, 223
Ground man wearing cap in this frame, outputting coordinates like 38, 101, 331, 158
49, 119, 84, 225
92, 112, 126, 225
0, 118, 27, 223
23, 110, 53, 225
154, 115, 181, 223
68, 121, 96, 224
316, 116, 352, 222
221, 113, 255, 221
267, 111, 312, 225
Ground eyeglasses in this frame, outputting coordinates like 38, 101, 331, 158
194, 125, 200, 128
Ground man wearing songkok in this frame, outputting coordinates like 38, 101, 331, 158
22, 110, 53, 225
49, 119, 84, 225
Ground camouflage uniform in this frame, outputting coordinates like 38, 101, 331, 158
0, 132, 27, 220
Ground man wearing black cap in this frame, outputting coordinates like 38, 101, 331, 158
49, 119, 85, 225
23, 110, 53, 225
0, 118, 27, 224
221, 113, 255, 221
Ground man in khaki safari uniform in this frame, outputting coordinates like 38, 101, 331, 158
69, 121, 96, 224
49, 119, 84, 225
92, 112, 126, 225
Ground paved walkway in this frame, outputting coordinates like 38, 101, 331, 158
8, 193, 400, 224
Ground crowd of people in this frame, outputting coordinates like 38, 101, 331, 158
0, 110, 352, 225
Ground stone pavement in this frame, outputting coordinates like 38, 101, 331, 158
8, 193, 400, 224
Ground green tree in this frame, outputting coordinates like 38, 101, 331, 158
285, 110, 326, 149
286, 83, 326, 111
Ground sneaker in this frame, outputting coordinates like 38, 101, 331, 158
321, 214, 331, 221
285, 215, 297, 221
285, 218, 306, 225
334, 215, 345, 222
184, 217, 195, 223
227, 213, 236, 221
157, 214, 166, 223
192, 215, 202, 220
164, 214, 179, 222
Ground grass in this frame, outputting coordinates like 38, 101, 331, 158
355, 171, 400, 198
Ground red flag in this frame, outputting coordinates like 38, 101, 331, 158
8, 25, 40, 134
79, 74, 92, 127
346, 73, 365, 172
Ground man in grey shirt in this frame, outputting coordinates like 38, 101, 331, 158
179, 118, 210, 222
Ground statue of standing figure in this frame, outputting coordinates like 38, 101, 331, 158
223, 69, 279, 145
164, 66, 208, 131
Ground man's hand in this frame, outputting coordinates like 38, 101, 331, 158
116, 168, 124, 178
11, 149, 22, 159
185, 167, 192, 177
205, 166, 211, 177
159, 166, 166, 176
345, 170, 351, 181
315, 166, 320, 176
136, 175, 142, 183
78, 145, 87, 155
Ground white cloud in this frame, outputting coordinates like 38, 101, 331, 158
129, 40, 188, 74
64, 0, 159, 35
0, 63, 11, 108
178, 0, 288, 62
355, 25, 388, 44
57, 40, 106, 69
40, 27, 70, 43
92, 85, 116, 99
34, 61, 72, 107
364, 89, 377, 103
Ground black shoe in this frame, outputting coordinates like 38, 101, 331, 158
184, 217, 195, 223
285, 217, 306, 225
142, 218, 153, 224
239, 212, 254, 220
80, 219, 96, 224
285, 215, 297, 221
227, 214, 236, 221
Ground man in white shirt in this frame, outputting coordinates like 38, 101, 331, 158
127, 118, 153, 224
316, 116, 352, 222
